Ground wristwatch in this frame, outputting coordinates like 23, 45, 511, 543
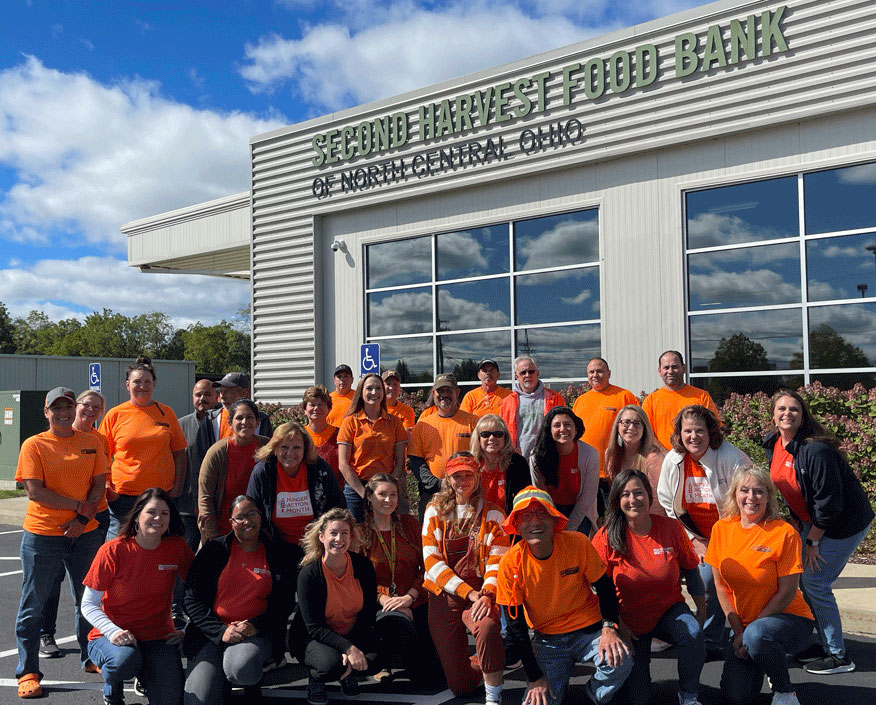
602, 620, 619, 631
805, 538, 819, 547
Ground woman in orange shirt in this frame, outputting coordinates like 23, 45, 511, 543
99, 356, 187, 539
302, 386, 343, 489
705, 467, 814, 705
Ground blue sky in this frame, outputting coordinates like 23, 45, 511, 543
0, 0, 706, 328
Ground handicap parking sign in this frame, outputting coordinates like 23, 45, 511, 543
360, 344, 380, 377
89, 363, 101, 392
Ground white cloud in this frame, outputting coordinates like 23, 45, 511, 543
0, 256, 249, 329
836, 162, 876, 186
561, 290, 592, 305
689, 269, 800, 307
518, 218, 599, 271
436, 230, 489, 273
0, 56, 285, 248
687, 212, 791, 249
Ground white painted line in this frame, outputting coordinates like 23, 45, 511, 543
0, 634, 77, 659
0, 569, 22, 577
261, 686, 453, 702
0, 678, 103, 690
0, 529, 23, 535
0, 556, 22, 560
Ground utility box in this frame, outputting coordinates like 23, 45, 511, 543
0, 391, 48, 488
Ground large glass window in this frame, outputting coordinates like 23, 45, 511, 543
364, 208, 600, 386
686, 162, 876, 403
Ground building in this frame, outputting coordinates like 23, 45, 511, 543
124, 0, 876, 404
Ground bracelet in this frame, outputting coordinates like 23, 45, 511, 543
805, 538, 819, 547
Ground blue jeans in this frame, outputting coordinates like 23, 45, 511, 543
15, 528, 103, 677
88, 635, 184, 705
343, 485, 366, 523
532, 625, 633, 705
620, 602, 705, 705
184, 635, 270, 705
107, 493, 139, 541
698, 560, 726, 649
720, 614, 813, 705
801, 522, 871, 658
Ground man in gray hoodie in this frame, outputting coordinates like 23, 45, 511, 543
499, 356, 565, 459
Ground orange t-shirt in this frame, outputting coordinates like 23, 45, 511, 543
81, 428, 110, 513
409, 410, 478, 478
593, 515, 700, 635
479, 464, 507, 509
214, 542, 272, 624
307, 424, 343, 488
323, 554, 364, 636
386, 401, 416, 430
770, 438, 812, 524
338, 411, 407, 481
16, 430, 106, 536
548, 445, 581, 507
99, 401, 187, 495
641, 385, 718, 451
496, 531, 605, 634
705, 516, 813, 626
681, 455, 719, 539
460, 386, 513, 418
572, 386, 638, 479
84, 536, 193, 641
273, 464, 314, 544
326, 390, 355, 427
217, 408, 232, 440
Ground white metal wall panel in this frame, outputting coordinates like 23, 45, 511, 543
250, 0, 876, 402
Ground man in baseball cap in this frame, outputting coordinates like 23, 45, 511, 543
460, 359, 512, 418
326, 364, 355, 426
496, 487, 631, 705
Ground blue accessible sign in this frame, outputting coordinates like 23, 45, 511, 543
89, 363, 101, 392
360, 344, 380, 377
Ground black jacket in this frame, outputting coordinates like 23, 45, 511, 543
297, 551, 377, 655
502, 452, 532, 516
763, 430, 874, 539
246, 455, 346, 529
183, 531, 297, 659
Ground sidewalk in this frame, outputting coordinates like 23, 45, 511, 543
0, 496, 873, 636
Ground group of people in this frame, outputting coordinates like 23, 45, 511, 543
12, 350, 872, 705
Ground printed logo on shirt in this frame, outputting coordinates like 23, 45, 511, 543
684, 477, 715, 505
155, 422, 170, 427
752, 545, 772, 553
158, 564, 178, 570
456, 433, 471, 438
81, 448, 96, 454
785, 461, 793, 469
653, 547, 675, 556
560, 566, 580, 577
276, 490, 314, 518
603, 406, 618, 412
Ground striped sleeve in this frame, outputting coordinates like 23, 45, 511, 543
480, 504, 510, 593
421, 505, 475, 600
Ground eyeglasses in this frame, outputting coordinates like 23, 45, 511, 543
77, 402, 102, 411
618, 420, 643, 428
517, 369, 538, 376
516, 509, 549, 523
479, 430, 506, 439
230, 510, 259, 524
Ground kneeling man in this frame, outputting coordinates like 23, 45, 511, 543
497, 487, 632, 705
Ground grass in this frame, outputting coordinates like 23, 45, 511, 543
0, 489, 26, 500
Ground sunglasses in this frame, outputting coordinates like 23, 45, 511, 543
479, 430, 506, 439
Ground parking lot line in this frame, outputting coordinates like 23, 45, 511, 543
0, 635, 77, 659
0, 530, 23, 536
0, 569, 22, 577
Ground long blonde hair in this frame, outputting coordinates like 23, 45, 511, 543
299, 508, 357, 566
469, 414, 513, 471
721, 466, 780, 522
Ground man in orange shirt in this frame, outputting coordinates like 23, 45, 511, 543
326, 364, 356, 427
409, 374, 477, 519
496, 487, 631, 705
642, 351, 718, 450
382, 369, 415, 431
572, 358, 638, 483
460, 359, 512, 418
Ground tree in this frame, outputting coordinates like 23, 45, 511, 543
452, 357, 480, 382
0, 302, 15, 354
181, 321, 250, 374
792, 324, 870, 369
13, 311, 57, 354
709, 332, 771, 372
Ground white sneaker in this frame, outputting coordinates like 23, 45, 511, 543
678, 691, 702, 705
651, 638, 673, 653
772, 692, 801, 705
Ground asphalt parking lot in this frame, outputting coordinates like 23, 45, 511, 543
0, 524, 873, 704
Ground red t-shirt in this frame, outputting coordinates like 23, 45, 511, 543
548, 445, 580, 507
593, 515, 700, 635
214, 542, 272, 624
770, 438, 812, 524
682, 456, 719, 539
479, 465, 507, 509
273, 465, 314, 545
219, 438, 259, 534
84, 536, 193, 641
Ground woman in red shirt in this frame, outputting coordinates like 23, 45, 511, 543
529, 407, 599, 535
593, 469, 706, 705
81, 488, 193, 705
303, 385, 343, 489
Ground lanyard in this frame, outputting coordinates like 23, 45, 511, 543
375, 527, 398, 595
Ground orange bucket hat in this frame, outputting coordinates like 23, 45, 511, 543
502, 486, 568, 535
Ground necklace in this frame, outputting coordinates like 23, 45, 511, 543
374, 524, 398, 595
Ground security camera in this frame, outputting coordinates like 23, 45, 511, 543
331, 238, 347, 253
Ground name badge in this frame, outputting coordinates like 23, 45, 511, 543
653, 546, 675, 555
560, 566, 579, 577
158, 564, 178, 571
253, 567, 271, 575
752, 545, 772, 553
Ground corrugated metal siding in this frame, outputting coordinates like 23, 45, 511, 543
250, 0, 876, 402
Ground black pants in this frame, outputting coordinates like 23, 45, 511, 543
375, 604, 442, 685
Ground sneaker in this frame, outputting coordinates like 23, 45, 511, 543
340, 673, 361, 697
652, 638, 673, 653
39, 634, 62, 658
804, 653, 855, 674
772, 692, 801, 705
794, 642, 826, 664
372, 668, 392, 682
262, 656, 287, 672
133, 676, 147, 697
307, 678, 328, 705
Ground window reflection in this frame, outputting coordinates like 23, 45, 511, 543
689, 309, 803, 372
810, 372, 876, 390
367, 236, 430, 288
437, 281, 510, 331
515, 267, 599, 325
437, 226, 509, 280
372, 337, 433, 383
688, 243, 800, 310
514, 209, 598, 271
686, 177, 798, 249
805, 162, 876, 235
808, 303, 876, 368
807, 232, 876, 301
367, 287, 432, 337
436, 330, 512, 381
515, 324, 600, 379
692, 375, 804, 405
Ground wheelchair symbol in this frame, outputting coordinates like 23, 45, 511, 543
362, 350, 377, 372
90, 369, 100, 385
